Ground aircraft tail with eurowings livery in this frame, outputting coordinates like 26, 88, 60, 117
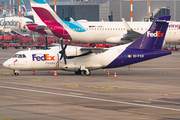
27, 0, 85, 40
21, 0, 33, 16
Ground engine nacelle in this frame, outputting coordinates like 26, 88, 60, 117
105, 36, 130, 44
26, 24, 47, 35
65, 47, 88, 57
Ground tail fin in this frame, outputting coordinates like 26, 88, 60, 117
127, 16, 171, 50
30, 0, 85, 39
30, 0, 63, 26
21, 0, 27, 16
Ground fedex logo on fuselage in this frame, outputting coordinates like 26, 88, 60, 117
32, 54, 55, 61
147, 31, 164, 37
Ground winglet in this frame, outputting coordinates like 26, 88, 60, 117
122, 18, 132, 31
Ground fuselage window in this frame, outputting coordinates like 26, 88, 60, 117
18, 54, 22, 58
13, 54, 18, 58
23, 54, 26, 58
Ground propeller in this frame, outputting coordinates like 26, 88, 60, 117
59, 39, 67, 65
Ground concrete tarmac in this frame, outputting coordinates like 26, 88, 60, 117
0, 48, 180, 120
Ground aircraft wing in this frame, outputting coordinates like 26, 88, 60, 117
122, 18, 142, 41
80, 47, 108, 54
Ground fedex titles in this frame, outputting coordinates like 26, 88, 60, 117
0, 20, 18, 26
32, 54, 55, 61
147, 31, 164, 37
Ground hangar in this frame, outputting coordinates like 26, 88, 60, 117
49, 0, 179, 22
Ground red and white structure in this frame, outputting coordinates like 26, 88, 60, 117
130, 0, 133, 22
19, 0, 21, 29
9, 0, 11, 17
54, 0, 57, 14
149, 0, 151, 21
13, 0, 15, 16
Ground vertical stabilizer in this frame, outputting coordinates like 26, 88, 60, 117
30, 0, 62, 26
127, 16, 171, 50
21, 0, 27, 16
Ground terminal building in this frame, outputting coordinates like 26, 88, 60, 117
49, 0, 179, 22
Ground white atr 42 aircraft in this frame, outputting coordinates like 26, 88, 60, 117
26, 0, 180, 44
3, 16, 171, 76
0, 16, 33, 30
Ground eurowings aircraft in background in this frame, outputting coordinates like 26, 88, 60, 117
26, 0, 180, 44
0, 16, 33, 30
3, 16, 171, 76
21, 0, 33, 16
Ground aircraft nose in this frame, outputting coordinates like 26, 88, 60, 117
3, 61, 9, 68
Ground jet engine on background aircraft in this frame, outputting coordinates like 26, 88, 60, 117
105, 36, 131, 44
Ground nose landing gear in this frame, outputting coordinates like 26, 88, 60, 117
13, 70, 20, 76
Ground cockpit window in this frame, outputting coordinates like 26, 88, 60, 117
23, 54, 26, 58
26, 21, 33, 24
18, 54, 22, 58
13, 54, 26, 58
13, 54, 18, 58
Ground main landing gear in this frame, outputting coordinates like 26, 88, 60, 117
75, 69, 91, 76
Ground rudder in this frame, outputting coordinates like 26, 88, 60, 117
127, 16, 171, 50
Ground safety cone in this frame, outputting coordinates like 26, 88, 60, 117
33, 71, 35, 75
114, 72, 117, 78
107, 70, 110, 76
54, 70, 57, 76
12, 50, 14, 54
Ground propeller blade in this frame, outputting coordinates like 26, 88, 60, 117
60, 39, 63, 49
64, 44, 67, 50
60, 54, 63, 60
63, 54, 67, 65
59, 38, 67, 65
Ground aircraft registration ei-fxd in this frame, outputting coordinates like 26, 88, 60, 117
26, 0, 180, 44
3, 16, 171, 76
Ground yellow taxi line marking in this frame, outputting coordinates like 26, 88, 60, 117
0, 117, 13, 120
